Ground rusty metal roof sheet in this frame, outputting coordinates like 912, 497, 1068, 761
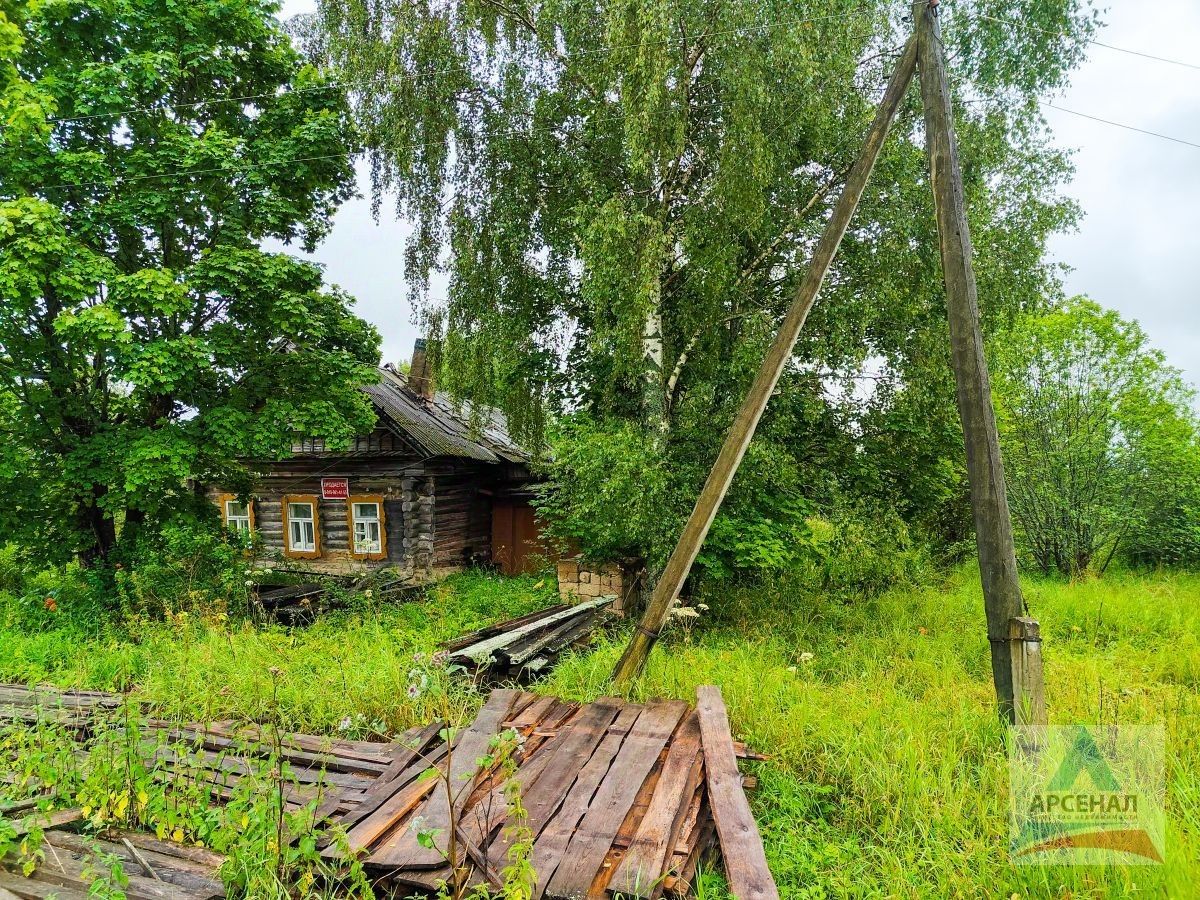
365, 366, 529, 464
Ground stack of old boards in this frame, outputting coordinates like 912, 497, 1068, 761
0, 826, 226, 900
323, 686, 778, 900
0, 683, 777, 899
443, 596, 615, 679
254, 576, 421, 624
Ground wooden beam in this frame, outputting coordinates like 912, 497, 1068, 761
914, 0, 1026, 722
611, 34, 919, 687
1009, 617, 1046, 747
695, 686, 778, 900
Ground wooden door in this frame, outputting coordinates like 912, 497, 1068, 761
492, 499, 547, 575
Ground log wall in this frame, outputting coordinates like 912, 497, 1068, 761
206, 454, 498, 576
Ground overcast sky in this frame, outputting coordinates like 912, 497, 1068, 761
275, 1, 1200, 391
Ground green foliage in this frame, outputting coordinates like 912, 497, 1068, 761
991, 298, 1200, 576
112, 519, 260, 621
309, 0, 1096, 562
791, 502, 930, 599
1, 700, 375, 899
0, 570, 554, 732
534, 419, 683, 563
0, 0, 380, 564
0, 547, 110, 633
697, 442, 816, 580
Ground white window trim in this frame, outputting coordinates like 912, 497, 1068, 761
225, 500, 252, 533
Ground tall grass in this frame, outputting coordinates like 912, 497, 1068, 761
2, 566, 1197, 897
541, 568, 1200, 898
0, 571, 554, 735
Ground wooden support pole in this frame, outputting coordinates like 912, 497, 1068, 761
914, 0, 1027, 722
611, 36, 919, 687
1009, 617, 1047, 747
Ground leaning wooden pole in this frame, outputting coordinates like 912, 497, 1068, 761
914, 0, 1026, 722
611, 36, 919, 687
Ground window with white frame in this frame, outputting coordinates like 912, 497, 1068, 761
287, 501, 316, 552
352, 501, 382, 555
225, 499, 251, 533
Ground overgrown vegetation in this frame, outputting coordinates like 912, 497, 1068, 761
992, 299, 1200, 576
544, 567, 1200, 898
4, 567, 1198, 898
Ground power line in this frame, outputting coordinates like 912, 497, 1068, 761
974, 11, 1200, 73
1042, 102, 1200, 150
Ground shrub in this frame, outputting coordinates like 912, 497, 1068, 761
112, 520, 260, 620
0, 546, 110, 633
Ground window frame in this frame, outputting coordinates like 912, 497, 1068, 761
346, 494, 388, 561
216, 494, 255, 534
282, 494, 321, 559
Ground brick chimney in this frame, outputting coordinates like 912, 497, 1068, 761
408, 338, 435, 400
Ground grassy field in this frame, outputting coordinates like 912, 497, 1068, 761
1, 566, 1198, 898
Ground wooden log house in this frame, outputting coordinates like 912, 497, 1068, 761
208, 341, 550, 576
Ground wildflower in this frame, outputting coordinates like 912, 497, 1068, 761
407, 683, 422, 700
338, 716, 353, 732
671, 607, 701, 619
431, 650, 449, 667
917, 626, 928, 636
43, 597, 58, 613
697, 603, 709, 611
787, 666, 798, 673
798, 652, 814, 663
413, 652, 426, 663
363, 589, 373, 599
244, 580, 254, 587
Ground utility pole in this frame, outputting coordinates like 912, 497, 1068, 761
914, 0, 1026, 721
611, 35, 919, 687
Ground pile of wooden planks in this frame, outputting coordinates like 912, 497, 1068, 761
325, 687, 777, 900
0, 683, 122, 736
254, 576, 421, 624
1, 683, 777, 899
443, 596, 615, 679
0, 826, 226, 900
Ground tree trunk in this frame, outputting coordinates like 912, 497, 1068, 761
611, 35, 920, 687
77, 484, 117, 566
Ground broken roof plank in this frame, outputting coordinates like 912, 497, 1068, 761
543, 700, 688, 899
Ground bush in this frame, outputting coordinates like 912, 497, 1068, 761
801, 502, 930, 597
0, 545, 110, 633
113, 520, 260, 620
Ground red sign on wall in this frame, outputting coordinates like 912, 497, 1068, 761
321, 477, 350, 500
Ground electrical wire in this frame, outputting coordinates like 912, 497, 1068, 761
1041, 102, 1200, 150
973, 11, 1200, 73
